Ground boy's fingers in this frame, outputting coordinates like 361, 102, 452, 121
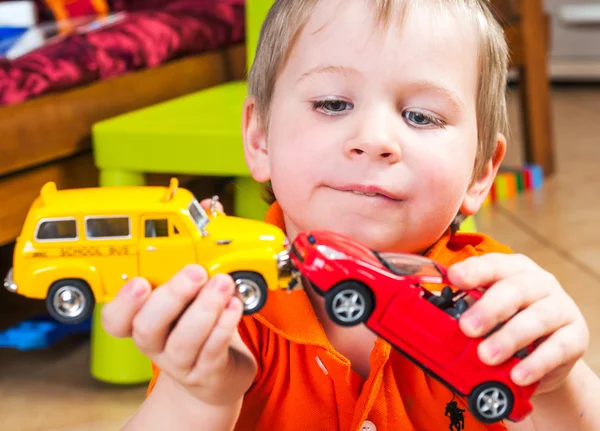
161, 274, 236, 372
510, 323, 589, 387
476, 296, 569, 365
200, 198, 224, 213
101, 277, 151, 338
459, 272, 550, 337
198, 296, 244, 366
448, 253, 539, 289
132, 265, 208, 356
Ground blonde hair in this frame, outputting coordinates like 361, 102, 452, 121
248, 0, 510, 222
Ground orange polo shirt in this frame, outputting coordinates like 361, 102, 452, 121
148, 202, 513, 431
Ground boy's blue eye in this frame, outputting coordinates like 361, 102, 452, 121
312, 99, 353, 115
406, 111, 430, 125
403, 111, 444, 128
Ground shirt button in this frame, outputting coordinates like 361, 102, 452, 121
361, 420, 376, 431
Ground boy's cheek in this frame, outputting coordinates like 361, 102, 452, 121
426, 145, 473, 183
414, 155, 463, 191
270, 128, 335, 169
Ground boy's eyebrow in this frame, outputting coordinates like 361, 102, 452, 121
297, 65, 361, 82
410, 80, 465, 113
297, 67, 465, 112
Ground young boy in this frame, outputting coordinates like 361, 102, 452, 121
102, 0, 600, 430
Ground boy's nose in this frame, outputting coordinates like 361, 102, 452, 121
343, 135, 401, 164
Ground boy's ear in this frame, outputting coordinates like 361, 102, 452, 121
242, 96, 271, 182
460, 133, 507, 216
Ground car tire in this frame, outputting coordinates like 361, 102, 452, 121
468, 381, 514, 423
324, 281, 373, 327
230, 271, 268, 315
46, 279, 95, 325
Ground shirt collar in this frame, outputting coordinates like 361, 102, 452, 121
250, 201, 332, 347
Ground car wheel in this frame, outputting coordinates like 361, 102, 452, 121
47, 279, 95, 325
230, 271, 268, 315
325, 281, 373, 327
468, 381, 514, 423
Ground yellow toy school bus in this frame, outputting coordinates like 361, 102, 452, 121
4, 178, 292, 324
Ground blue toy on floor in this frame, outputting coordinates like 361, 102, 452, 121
0, 315, 91, 350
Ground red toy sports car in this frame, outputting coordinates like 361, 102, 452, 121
288, 230, 539, 424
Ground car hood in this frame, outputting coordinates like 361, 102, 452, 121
204, 214, 287, 246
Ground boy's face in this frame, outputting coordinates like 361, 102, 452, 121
244, 0, 503, 253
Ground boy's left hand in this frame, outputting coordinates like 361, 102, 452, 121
448, 253, 589, 395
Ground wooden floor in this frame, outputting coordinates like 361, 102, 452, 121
1, 84, 600, 431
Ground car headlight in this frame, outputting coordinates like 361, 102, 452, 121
316, 245, 347, 260
4, 268, 17, 293
277, 249, 292, 275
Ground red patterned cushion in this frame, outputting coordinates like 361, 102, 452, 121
0, 0, 245, 105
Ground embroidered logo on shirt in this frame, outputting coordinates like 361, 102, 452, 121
445, 397, 466, 431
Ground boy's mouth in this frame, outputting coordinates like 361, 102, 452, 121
351, 190, 380, 197
330, 184, 403, 201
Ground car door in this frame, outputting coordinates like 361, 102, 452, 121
380, 284, 472, 367
138, 214, 196, 287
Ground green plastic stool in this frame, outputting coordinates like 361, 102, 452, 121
90, 84, 272, 384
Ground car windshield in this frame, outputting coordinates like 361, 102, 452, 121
376, 252, 443, 278
187, 199, 209, 231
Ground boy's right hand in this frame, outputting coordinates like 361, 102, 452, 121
101, 264, 258, 406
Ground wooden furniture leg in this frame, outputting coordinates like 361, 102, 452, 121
519, 0, 556, 176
